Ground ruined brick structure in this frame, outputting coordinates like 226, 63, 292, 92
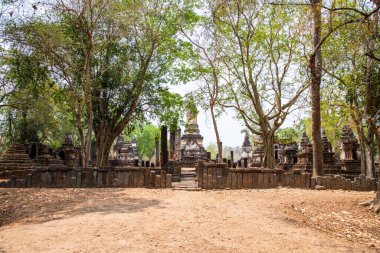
111, 136, 141, 166
179, 109, 207, 167
238, 126, 365, 180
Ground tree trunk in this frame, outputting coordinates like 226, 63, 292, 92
94, 123, 115, 167
96, 138, 113, 168
310, 0, 324, 177
358, 132, 367, 175
365, 146, 375, 178
210, 103, 223, 163
262, 133, 275, 169
375, 130, 380, 200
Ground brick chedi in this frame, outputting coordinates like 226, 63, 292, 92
278, 143, 298, 170
250, 135, 264, 167
293, 131, 313, 171
35, 143, 65, 168
321, 128, 340, 174
0, 144, 38, 179
241, 132, 253, 160
336, 125, 361, 175
58, 133, 80, 167
179, 109, 207, 167
113, 136, 140, 166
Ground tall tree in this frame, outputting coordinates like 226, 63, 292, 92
211, 0, 309, 169
7, 0, 195, 167
181, 13, 224, 163
309, 0, 324, 176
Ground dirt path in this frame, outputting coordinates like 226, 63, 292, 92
0, 188, 379, 252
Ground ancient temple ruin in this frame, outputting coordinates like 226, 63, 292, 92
336, 125, 361, 176
179, 109, 207, 166
112, 136, 141, 166
241, 132, 253, 161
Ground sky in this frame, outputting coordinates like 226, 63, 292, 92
170, 82, 309, 148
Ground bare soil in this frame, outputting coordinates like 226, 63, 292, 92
0, 188, 379, 253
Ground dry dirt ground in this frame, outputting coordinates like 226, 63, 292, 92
0, 188, 379, 253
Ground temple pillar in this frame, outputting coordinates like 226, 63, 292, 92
160, 126, 168, 168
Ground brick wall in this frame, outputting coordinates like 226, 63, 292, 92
197, 161, 378, 191
0, 167, 172, 189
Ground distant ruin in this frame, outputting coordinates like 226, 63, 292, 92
0, 111, 377, 192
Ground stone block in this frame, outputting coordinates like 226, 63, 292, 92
202, 167, 208, 189
134, 171, 141, 187
16, 179, 26, 188
207, 168, 213, 189
101, 171, 108, 187
321, 177, 331, 189
345, 180, 352, 191
90, 170, 97, 188
352, 178, 360, 191
97, 171, 103, 187
144, 168, 151, 188
216, 167, 223, 189
237, 173, 243, 189
273, 173, 279, 188
26, 174, 32, 187
198, 167, 203, 188
278, 173, 285, 187
166, 174, 172, 188
330, 177, 336, 190
31, 172, 41, 187
128, 172, 135, 187
231, 173, 238, 189
310, 177, 316, 189
252, 173, 259, 189
284, 173, 294, 188
160, 170, 166, 188
257, 172, 264, 189
212, 167, 217, 188
150, 171, 156, 188
139, 169, 145, 187
294, 173, 301, 188
315, 176, 323, 187
268, 173, 274, 188
76, 171, 82, 187
242, 173, 249, 188
41, 172, 52, 188
370, 178, 377, 191
305, 173, 311, 189
51, 171, 58, 187
123, 172, 130, 187
364, 178, 371, 191
154, 175, 161, 188
226, 173, 232, 189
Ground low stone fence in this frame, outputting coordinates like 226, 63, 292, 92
312, 175, 377, 191
0, 167, 172, 189
197, 162, 378, 191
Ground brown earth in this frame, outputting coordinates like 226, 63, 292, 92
0, 188, 379, 253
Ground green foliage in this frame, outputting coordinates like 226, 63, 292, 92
276, 127, 303, 144
153, 89, 185, 131
205, 142, 217, 159
129, 124, 160, 161
0, 50, 76, 151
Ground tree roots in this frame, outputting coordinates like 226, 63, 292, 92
361, 198, 380, 214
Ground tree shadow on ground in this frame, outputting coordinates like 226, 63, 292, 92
0, 188, 164, 226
